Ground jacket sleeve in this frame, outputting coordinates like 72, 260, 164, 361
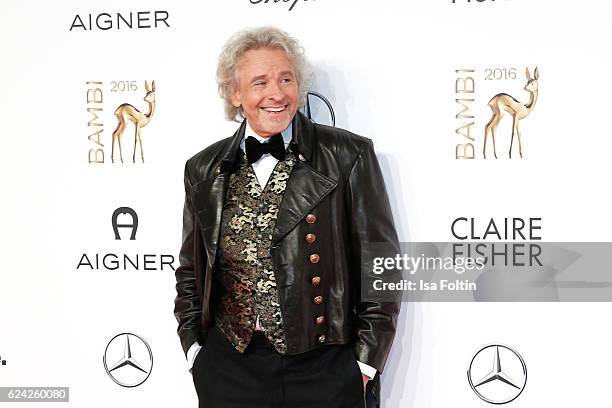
174, 161, 203, 357
347, 138, 401, 374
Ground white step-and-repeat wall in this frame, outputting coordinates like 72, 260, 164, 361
1, 0, 611, 407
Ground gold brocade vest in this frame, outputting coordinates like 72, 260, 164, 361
213, 148, 296, 354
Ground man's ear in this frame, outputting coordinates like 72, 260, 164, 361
230, 82, 241, 108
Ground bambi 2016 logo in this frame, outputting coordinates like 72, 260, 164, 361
86, 80, 157, 164
454, 67, 540, 160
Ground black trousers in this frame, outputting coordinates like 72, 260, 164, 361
192, 325, 365, 408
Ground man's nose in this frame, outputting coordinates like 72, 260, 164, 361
266, 81, 286, 101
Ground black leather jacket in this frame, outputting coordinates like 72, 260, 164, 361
174, 111, 400, 375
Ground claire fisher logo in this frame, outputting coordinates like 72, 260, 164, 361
103, 333, 153, 387
467, 344, 527, 404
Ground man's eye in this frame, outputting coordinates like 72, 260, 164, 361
255, 81, 266, 86
281, 78, 292, 83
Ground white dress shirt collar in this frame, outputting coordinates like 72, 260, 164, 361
240, 120, 293, 152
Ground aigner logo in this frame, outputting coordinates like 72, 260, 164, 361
86, 80, 157, 164
454, 67, 540, 160
76, 207, 175, 271
112, 207, 138, 240
301, 91, 335, 127
70, 11, 170, 31
467, 344, 527, 404
103, 332, 153, 387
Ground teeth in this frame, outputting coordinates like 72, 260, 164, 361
263, 106, 285, 112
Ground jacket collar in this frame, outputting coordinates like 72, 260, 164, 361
190, 109, 335, 257
218, 110, 314, 172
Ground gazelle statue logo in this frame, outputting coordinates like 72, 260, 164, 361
111, 80, 156, 163
483, 67, 539, 159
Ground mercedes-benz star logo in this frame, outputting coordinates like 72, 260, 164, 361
302, 91, 335, 127
467, 344, 527, 404
103, 332, 153, 387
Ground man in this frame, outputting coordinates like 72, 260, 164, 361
174, 26, 400, 408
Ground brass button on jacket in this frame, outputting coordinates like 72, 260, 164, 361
318, 334, 326, 343
311, 276, 321, 286
315, 315, 325, 325
175, 111, 400, 378
305, 233, 316, 244
309, 253, 320, 264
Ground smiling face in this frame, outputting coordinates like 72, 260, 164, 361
230, 47, 299, 137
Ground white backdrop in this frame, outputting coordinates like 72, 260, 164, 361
1, 0, 611, 406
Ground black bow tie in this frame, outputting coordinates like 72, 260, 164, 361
245, 133, 286, 164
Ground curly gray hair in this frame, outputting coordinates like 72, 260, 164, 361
216, 26, 312, 122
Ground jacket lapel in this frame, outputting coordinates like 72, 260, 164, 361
272, 161, 337, 244
190, 120, 246, 269
272, 111, 338, 244
191, 174, 229, 269
190, 112, 339, 259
